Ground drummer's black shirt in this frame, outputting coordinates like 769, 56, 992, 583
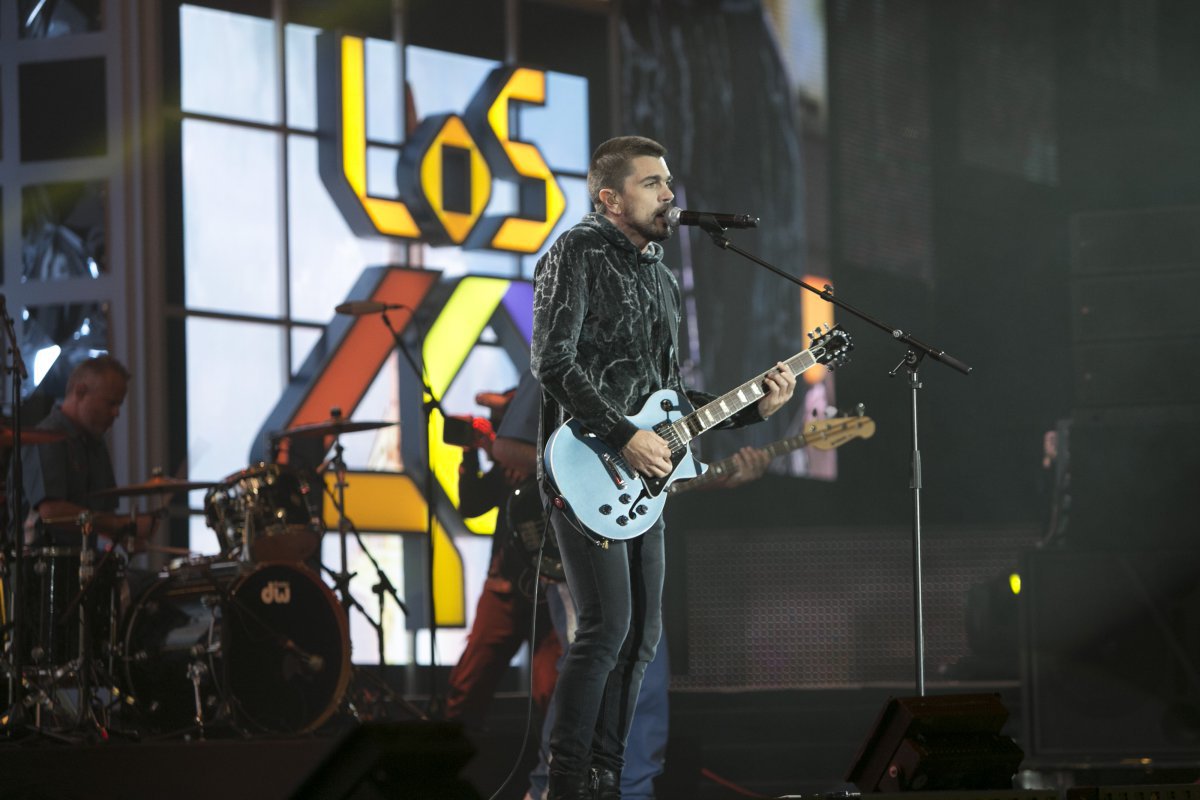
18, 404, 118, 543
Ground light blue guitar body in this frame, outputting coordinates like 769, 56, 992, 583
542, 325, 854, 541
543, 389, 706, 540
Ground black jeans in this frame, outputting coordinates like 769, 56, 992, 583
546, 505, 665, 776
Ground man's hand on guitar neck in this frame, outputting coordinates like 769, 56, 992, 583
622, 429, 673, 478
723, 446, 772, 488
757, 360, 798, 419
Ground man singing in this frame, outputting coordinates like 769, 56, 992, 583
531, 136, 797, 799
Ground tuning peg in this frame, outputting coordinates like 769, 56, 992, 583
807, 329, 816, 341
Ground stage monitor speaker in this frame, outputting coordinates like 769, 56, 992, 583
291, 721, 481, 800
845, 693, 1023, 792
1068, 786, 1200, 800
1022, 548, 1200, 761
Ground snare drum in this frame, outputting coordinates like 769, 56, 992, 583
205, 463, 321, 562
121, 561, 350, 734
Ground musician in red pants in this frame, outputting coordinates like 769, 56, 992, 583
444, 372, 562, 728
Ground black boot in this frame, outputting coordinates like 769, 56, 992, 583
593, 766, 620, 800
547, 767, 596, 800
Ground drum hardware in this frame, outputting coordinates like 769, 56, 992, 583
271, 408, 425, 721
311, 554, 426, 723
205, 462, 323, 563
121, 561, 351, 736
4, 497, 184, 740
186, 660, 209, 738
63, 512, 119, 734
0, 511, 128, 738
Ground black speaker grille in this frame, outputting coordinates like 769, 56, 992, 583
674, 524, 1039, 689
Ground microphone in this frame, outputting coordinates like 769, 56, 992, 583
666, 207, 759, 230
334, 300, 409, 315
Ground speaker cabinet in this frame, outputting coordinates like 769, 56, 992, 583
292, 721, 481, 800
846, 693, 1023, 792
1022, 549, 1200, 761
1062, 406, 1200, 547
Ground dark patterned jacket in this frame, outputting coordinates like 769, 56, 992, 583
531, 212, 760, 466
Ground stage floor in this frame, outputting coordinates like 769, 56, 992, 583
2, 684, 1198, 800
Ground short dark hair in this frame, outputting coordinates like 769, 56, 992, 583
66, 354, 130, 394
587, 136, 667, 212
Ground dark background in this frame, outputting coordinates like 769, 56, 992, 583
627, 0, 1200, 540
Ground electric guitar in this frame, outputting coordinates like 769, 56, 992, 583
506, 478, 566, 588
667, 412, 876, 495
543, 325, 853, 540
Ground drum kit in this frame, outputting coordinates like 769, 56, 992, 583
1, 413, 413, 740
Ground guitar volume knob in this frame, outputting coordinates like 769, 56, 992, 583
635, 504, 648, 515
616, 516, 628, 527
599, 504, 612, 515
618, 494, 631, 504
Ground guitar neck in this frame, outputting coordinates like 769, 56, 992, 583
759, 429, 822, 460
670, 418, 837, 495
672, 349, 816, 445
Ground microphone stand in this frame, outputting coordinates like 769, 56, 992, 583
696, 221, 971, 695
0, 294, 29, 730
378, 309, 446, 711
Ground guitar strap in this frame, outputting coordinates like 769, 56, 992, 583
654, 263, 683, 385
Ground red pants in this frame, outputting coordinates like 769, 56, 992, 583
445, 578, 562, 726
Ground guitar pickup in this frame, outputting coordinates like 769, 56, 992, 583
600, 453, 626, 488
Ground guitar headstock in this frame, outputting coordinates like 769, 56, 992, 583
805, 414, 877, 450
807, 324, 853, 369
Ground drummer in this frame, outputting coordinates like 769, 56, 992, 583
17, 354, 155, 551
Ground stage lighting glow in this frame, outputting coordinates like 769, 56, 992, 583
33, 344, 61, 386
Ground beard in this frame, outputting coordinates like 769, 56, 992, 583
629, 209, 674, 244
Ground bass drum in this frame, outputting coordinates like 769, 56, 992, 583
121, 562, 350, 734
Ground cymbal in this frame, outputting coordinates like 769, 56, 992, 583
0, 426, 66, 446
90, 475, 222, 498
271, 418, 395, 440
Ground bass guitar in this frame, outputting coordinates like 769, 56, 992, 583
543, 325, 853, 540
668, 411, 875, 495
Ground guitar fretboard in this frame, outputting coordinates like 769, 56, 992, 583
670, 349, 817, 446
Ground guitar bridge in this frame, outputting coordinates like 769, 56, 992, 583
600, 453, 626, 488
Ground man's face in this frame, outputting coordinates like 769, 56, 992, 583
607, 155, 675, 250
68, 370, 128, 437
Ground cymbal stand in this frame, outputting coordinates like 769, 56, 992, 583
326, 424, 355, 614
0, 293, 30, 735
65, 511, 120, 734
320, 448, 424, 720
76, 512, 97, 730
0, 296, 34, 738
